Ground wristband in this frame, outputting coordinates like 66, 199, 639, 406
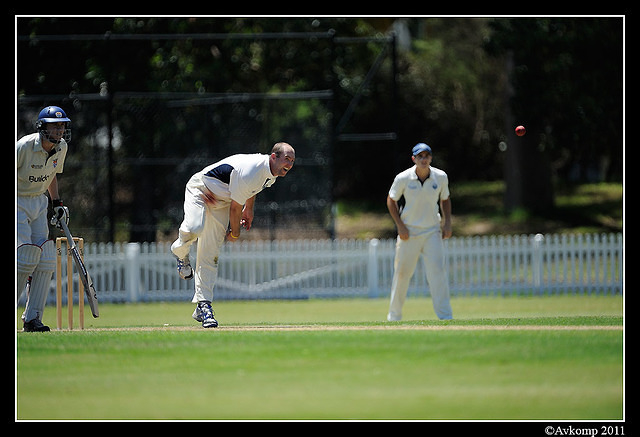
230, 233, 239, 239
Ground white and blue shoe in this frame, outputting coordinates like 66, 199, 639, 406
176, 255, 193, 280
192, 301, 219, 328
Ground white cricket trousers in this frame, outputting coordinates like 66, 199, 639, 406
388, 228, 453, 321
170, 174, 230, 303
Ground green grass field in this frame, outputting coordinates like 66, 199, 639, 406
16, 295, 623, 421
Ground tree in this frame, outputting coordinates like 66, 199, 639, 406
485, 18, 623, 214
17, 17, 623, 240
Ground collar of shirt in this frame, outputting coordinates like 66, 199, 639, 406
31, 134, 43, 152
410, 165, 431, 181
32, 135, 64, 155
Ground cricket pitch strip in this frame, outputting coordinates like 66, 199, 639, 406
79, 324, 622, 332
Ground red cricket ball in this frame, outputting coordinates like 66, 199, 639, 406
515, 125, 526, 136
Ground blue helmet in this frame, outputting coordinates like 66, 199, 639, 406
35, 106, 71, 144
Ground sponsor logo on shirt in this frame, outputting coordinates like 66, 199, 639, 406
29, 174, 50, 183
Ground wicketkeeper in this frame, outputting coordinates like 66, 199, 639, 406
17, 106, 71, 332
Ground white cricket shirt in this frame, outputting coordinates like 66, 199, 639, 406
16, 133, 68, 197
201, 153, 277, 204
388, 165, 450, 233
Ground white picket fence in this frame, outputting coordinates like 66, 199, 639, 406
47, 233, 623, 304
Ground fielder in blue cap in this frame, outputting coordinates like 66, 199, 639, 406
386, 142, 453, 321
412, 142, 432, 156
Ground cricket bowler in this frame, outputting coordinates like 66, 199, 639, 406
171, 142, 296, 328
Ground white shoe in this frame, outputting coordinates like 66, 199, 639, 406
387, 313, 402, 322
192, 302, 218, 328
176, 255, 193, 279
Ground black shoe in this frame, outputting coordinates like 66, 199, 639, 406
23, 319, 51, 332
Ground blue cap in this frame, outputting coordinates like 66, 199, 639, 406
412, 143, 432, 156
